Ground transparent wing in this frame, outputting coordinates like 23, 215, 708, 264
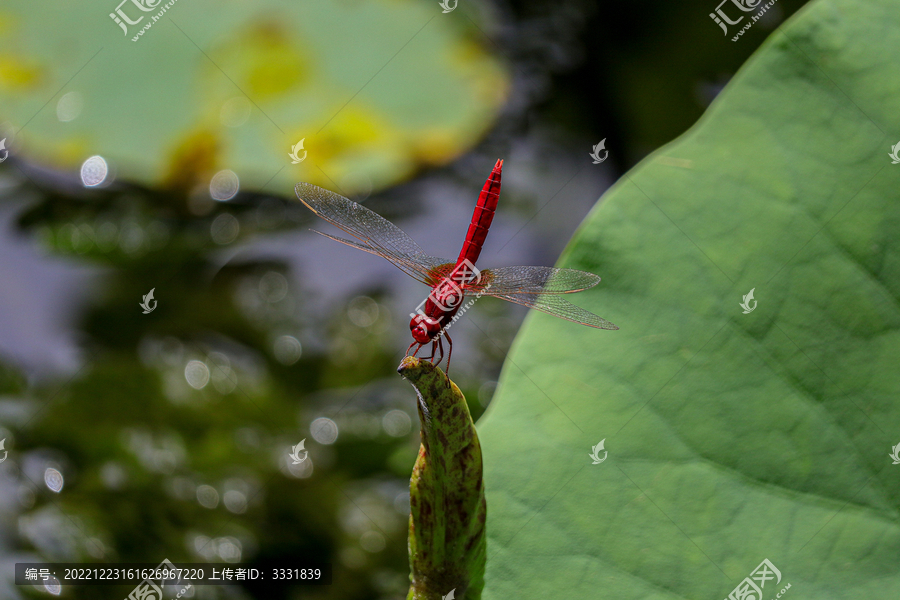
296, 182, 453, 286
488, 291, 619, 330
469, 266, 601, 295
464, 266, 617, 330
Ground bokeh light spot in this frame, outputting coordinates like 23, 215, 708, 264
311, 417, 338, 445
223, 490, 247, 514
44, 576, 62, 595
360, 531, 385, 553
56, 91, 83, 122
273, 335, 302, 365
259, 271, 288, 302
210, 213, 240, 245
80, 155, 108, 187
382, 410, 412, 437
196, 484, 219, 508
348, 296, 379, 327
209, 169, 240, 201
44, 468, 64, 493
220, 96, 251, 128
184, 360, 210, 389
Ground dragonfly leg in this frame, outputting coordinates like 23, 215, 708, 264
426, 339, 439, 364
434, 336, 444, 368
419, 342, 436, 361
407, 341, 422, 358
444, 330, 453, 379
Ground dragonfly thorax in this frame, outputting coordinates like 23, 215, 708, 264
410, 281, 467, 343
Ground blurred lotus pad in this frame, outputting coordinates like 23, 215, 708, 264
0, 0, 509, 196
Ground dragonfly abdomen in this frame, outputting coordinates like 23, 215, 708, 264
456, 159, 502, 266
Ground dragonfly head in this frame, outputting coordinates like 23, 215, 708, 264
410, 314, 442, 344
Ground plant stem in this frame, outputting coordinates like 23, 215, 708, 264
398, 357, 486, 600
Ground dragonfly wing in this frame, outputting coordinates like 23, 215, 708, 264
489, 291, 619, 330
311, 230, 454, 286
465, 266, 616, 329
297, 182, 453, 286
469, 266, 601, 295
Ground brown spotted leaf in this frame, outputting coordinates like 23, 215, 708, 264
399, 357, 486, 600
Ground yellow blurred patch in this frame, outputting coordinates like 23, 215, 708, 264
413, 129, 461, 166
56, 138, 90, 165
209, 20, 310, 100
447, 40, 509, 108
163, 130, 220, 192
0, 55, 43, 90
304, 104, 401, 164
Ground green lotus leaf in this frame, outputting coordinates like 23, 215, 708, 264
479, 0, 900, 597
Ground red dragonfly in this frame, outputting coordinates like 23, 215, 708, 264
296, 159, 617, 375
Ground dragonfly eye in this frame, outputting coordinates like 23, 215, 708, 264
409, 315, 441, 343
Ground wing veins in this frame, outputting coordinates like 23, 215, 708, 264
297, 182, 452, 285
